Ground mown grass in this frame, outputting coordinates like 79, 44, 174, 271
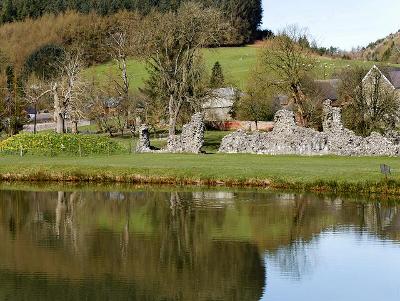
84, 46, 391, 90
72, 127, 230, 154
0, 152, 400, 195
6, 129, 400, 195
203, 130, 231, 153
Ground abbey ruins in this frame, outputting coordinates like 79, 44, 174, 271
136, 101, 400, 156
219, 100, 400, 156
136, 113, 205, 154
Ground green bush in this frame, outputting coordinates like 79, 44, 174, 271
0, 133, 126, 156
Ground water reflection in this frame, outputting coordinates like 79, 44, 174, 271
0, 189, 399, 300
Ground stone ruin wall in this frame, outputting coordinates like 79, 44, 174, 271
219, 100, 400, 156
136, 125, 152, 153
136, 102, 400, 156
166, 113, 205, 154
136, 113, 205, 154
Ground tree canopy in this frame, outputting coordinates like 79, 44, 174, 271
0, 0, 263, 44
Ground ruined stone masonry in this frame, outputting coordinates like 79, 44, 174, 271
219, 100, 400, 156
166, 113, 205, 154
136, 113, 205, 154
136, 125, 152, 153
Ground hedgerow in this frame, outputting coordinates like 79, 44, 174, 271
0, 133, 125, 156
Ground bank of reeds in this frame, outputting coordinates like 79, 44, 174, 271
1, 167, 400, 196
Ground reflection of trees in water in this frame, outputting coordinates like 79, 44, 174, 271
324, 195, 400, 240
155, 192, 266, 301
55, 191, 82, 253
266, 240, 318, 280
1, 189, 400, 298
162, 192, 193, 268
0, 189, 265, 301
265, 194, 320, 280
353, 201, 400, 240
263, 194, 400, 280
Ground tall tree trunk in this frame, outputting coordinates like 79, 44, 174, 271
55, 114, 65, 134
168, 95, 177, 137
292, 86, 307, 127
122, 58, 129, 95
33, 103, 37, 134
122, 57, 131, 137
72, 121, 78, 134
53, 84, 65, 134
296, 104, 307, 127
169, 115, 177, 137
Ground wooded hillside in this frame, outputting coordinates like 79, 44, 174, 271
0, 0, 263, 44
361, 30, 400, 63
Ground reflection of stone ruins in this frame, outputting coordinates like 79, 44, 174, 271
219, 100, 400, 156
136, 113, 205, 154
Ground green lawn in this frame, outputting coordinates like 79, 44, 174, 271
74, 127, 229, 154
84, 46, 391, 90
0, 151, 399, 194
0, 152, 395, 182
2, 129, 399, 194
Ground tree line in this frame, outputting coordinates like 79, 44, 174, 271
235, 26, 400, 136
0, 0, 262, 44
0, 2, 229, 137
1, 1, 394, 142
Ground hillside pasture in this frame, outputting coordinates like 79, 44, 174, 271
84, 46, 396, 90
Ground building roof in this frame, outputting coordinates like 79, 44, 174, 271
378, 66, 400, 89
202, 87, 237, 109
26, 106, 37, 114
276, 79, 340, 109
315, 79, 340, 101
276, 95, 289, 106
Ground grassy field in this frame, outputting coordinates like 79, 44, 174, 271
0, 150, 400, 194
2, 130, 400, 195
84, 46, 389, 90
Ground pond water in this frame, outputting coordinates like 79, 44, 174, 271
0, 187, 399, 300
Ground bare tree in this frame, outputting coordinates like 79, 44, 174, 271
86, 79, 116, 137
107, 13, 145, 136
23, 75, 51, 133
110, 32, 129, 81
52, 51, 85, 134
143, 2, 228, 137
107, 32, 133, 136
86, 76, 135, 137
259, 25, 316, 127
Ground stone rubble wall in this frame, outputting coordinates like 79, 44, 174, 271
219, 100, 400, 156
136, 125, 152, 153
166, 113, 205, 154
136, 113, 205, 154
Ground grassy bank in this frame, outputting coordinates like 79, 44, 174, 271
0, 153, 400, 195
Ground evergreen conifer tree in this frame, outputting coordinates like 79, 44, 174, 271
210, 61, 224, 88
0, 0, 16, 23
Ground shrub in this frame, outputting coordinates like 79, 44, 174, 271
0, 133, 126, 156
23, 44, 65, 80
